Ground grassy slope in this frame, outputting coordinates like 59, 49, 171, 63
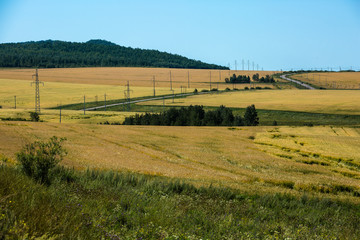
1, 165, 360, 239
0, 122, 359, 202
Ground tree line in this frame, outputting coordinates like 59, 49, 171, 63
0, 39, 228, 69
225, 73, 275, 84
123, 105, 259, 126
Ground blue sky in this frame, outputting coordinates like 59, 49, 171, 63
0, 0, 359, 70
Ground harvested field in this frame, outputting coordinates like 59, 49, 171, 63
291, 72, 360, 89
0, 67, 279, 88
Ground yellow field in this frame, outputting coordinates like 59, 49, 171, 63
0, 78, 178, 109
292, 72, 360, 89
0, 108, 133, 124
0, 67, 279, 89
1, 122, 359, 201
141, 89, 360, 115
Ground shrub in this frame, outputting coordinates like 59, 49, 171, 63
244, 87, 249, 90
193, 88, 198, 94
30, 112, 40, 122
0, 105, 2, 109
225, 87, 231, 91
273, 120, 278, 126
16, 136, 67, 185
255, 87, 262, 90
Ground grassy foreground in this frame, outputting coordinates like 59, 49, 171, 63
1, 164, 360, 239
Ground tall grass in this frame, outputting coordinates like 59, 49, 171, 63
1, 165, 360, 239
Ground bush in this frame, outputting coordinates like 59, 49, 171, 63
225, 87, 231, 91
193, 88, 198, 94
244, 87, 249, 90
255, 87, 262, 90
30, 112, 40, 122
0, 105, 2, 109
16, 136, 67, 184
273, 120, 278, 126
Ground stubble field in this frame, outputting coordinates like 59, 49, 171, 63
291, 72, 360, 89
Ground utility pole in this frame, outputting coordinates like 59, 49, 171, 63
169, 71, 172, 90
31, 69, 44, 113
14, 96, 16, 109
104, 93, 107, 111
242, 59, 245, 71
153, 75, 156, 97
252, 62, 255, 71
59, 104, 61, 123
247, 60, 250, 71
209, 71, 212, 90
83, 95, 86, 115
187, 71, 190, 88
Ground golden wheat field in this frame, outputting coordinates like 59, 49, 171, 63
292, 72, 360, 89
0, 78, 179, 109
0, 122, 359, 201
0, 67, 279, 89
142, 89, 360, 115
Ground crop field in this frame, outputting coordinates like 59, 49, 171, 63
291, 72, 360, 89
0, 78, 179, 109
1, 122, 359, 202
141, 89, 360, 115
0, 67, 279, 90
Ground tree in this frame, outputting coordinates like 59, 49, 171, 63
244, 105, 259, 126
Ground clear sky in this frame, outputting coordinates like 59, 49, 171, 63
0, 0, 359, 70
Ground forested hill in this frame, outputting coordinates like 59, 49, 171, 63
0, 39, 228, 69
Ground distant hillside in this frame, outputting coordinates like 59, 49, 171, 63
0, 40, 228, 69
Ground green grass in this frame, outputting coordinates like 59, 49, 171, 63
1, 165, 360, 239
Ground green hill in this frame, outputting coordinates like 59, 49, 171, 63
0, 39, 228, 69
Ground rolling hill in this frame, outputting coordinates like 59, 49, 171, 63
0, 39, 228, 69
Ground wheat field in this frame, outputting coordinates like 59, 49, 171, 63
0, 78, 178, 109
0, 67, 279, 89
0, 122, 359, 201
291, 72, 360, 89
141, 89, 360, 115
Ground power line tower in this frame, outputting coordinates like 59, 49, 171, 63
124, 81, 133, 111
31, 69, 44, 113
242, 59, 245, 70
235, 60, 237, 71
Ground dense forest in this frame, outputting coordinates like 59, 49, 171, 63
0, 39, 228, 69
123, 105, 259, 126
